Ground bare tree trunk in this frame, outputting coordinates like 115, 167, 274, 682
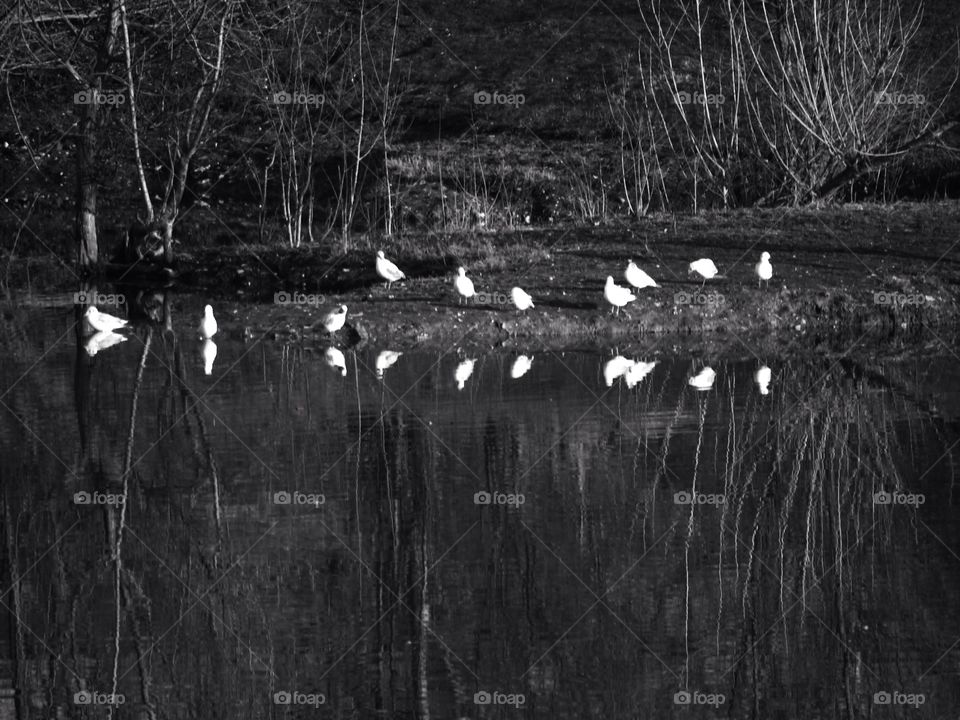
76, 122, 99, 266
159, 152, 192, 262
119, 0, 153, 222
74, 0, 121, 268
814, 112, 960, 201
381, 0, 401, 237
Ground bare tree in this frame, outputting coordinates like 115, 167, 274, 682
605, 57, 669, 216
638, 0, 746, 209
120, 0, 235, 263
365, 0, 406, 237
253, 3, 342, 248
335, 0, 406, 242
246, 1, 406, 247
739, 0, 958, 202
632, 0, 958, 206
5, 1, 123, 267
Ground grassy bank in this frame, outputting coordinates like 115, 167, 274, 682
71, 200, 957, 350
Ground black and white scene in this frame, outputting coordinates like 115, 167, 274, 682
2, 0, 960, 717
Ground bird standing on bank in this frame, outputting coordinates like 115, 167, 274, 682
376, 251, 405, 288
199, 305, 218, 339
604, 276, 637, 315
625, 260, 658, 290
755, 252, 772, 288
511, 287, 534, 312
84, 306, 128, 334
455, 267, 476, 304
322, 305, 347, 334
688, 258, 719, 291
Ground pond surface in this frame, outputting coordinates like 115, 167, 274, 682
2, 296, 960, 718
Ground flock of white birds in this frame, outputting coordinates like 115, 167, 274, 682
79, 249, 775, 392
376, 249, 772, 316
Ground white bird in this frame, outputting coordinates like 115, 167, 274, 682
688, 258, 719, 290
375, 350, 402, 378
325, 347, 347, 376
624, 360, 657, 389
511, 286, 534, 312
199, 304, 218, 339
754, 365, 771, 395
455, 267, 475, 304
510, 355, 533, 379
755, 252, 772, 288
603, 276, 636, 315
603, 355, 634, 387
625, 260, 659, 289
454, 358, 476, 390
376, 250, 405, 287
84, 306, 128, 333
322, 305, 347, 334
202, 338, 217, 375
84, 330, 126, 357
688, 366, 716, 390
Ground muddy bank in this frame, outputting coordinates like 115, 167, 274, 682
99, 201, 958, 351
0, 200, 942, 352
215, 285, 934, 362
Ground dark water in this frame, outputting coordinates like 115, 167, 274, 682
2, 296, 960, 718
